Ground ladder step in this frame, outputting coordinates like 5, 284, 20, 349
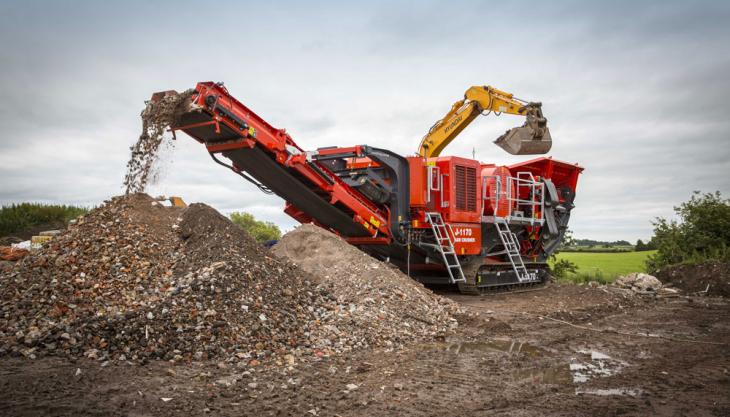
494, 218, 535, 283
425, 212, 465, 285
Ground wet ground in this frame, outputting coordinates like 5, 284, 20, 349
1, 283, 728, 416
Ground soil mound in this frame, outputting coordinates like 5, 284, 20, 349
272, 224, 460, 347
656, 261, 730, 296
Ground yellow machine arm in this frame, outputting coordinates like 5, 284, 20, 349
417, 86, 552, 158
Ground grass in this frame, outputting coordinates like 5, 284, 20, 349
560, 245, 635, 253
0, 203, 89, 237
551, 250, 657, 284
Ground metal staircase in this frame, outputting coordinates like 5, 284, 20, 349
494, 219, 537, 283
425, 212, 466, 283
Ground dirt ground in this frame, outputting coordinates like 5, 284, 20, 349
0, 283, 728, 417
657, 262, 730, 297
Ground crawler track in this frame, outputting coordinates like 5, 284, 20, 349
457, 261, 550, 295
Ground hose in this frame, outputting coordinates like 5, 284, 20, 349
208, 152, 274, 195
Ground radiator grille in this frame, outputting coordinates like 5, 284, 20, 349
455, 165, 477, 211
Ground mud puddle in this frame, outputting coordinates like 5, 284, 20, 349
512, 348, 635, 395
570, 349, 627, 383
428, 340, 634, 394
430, 338, 546, 357
575, 387, 643, 396
511, 364, 573, 385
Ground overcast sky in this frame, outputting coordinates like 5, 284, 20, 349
1, 0, 728, 242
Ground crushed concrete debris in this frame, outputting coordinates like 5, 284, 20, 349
614, 272, 663, 292
272, 224, 461, 348
0, 195, 458, 365
0, 246, 29, 262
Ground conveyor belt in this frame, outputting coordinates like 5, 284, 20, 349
168, 82, 388, 240
221, 146, 371, 237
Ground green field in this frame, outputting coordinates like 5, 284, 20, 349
551, 250, 657, 283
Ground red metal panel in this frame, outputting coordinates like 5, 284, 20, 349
482, 165, 512, 217
407, 156, 427, 207
346, 237, 391, 245
449, 223, 481, 255
174, 82, 392, 239
435, 156, 481, 223
509, 156, 584, 202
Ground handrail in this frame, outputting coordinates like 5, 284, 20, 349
482, 173, 545, 225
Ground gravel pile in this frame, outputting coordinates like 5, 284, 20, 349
273, 224, 461, 347
0, 195, 329, 364
0, 195, 458, 365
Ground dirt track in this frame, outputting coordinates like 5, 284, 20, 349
0, 283, 728, 417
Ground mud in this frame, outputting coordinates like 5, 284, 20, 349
123, 90, 193, 194
1, 283, 727, 416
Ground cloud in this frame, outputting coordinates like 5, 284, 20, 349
0, 0, 728, 242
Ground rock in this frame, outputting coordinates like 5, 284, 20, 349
0, 246, 29, 261
345, 383, 359, 391
615, 272, 662, 292
215, 375, 239, 387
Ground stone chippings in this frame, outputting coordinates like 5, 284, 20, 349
0, 195, 458, 365
272, 224, 461, 348
123, 90, 194, 195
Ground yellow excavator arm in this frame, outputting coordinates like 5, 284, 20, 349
417, 85, 552, 158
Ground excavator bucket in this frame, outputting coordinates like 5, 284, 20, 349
493, 103, 552, 155
494, 125, 552, 155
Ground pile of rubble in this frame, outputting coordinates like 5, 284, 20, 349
0, 246, 28, 262
612, 272, 682, 298
0, 195, 324, 363
0, 195, 458, 365
614, 272, 663, 292
273, 224, 460, 348
0, 247, 27, 274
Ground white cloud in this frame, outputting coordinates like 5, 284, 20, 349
0, 0, 728, 243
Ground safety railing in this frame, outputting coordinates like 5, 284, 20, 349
482, 172, 545, 226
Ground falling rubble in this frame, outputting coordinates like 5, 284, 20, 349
0, 194, 458, 365
123, 90, 194, 194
